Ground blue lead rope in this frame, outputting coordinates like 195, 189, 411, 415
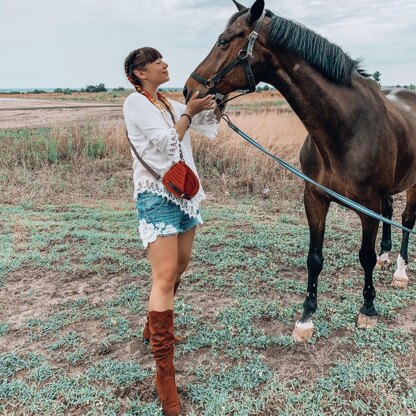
221, 113, 416, 236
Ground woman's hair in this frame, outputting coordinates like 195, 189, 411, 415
124, 47, 162, 86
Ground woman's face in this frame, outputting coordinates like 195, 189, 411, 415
134, 58, 170, 87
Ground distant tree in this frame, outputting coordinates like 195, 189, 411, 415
54, 88, 63, 93
85, 83, 107, 93
112, 87, 125, 91
63, 88, 72, 95
404, 84, 416, 91
372, 71, 382, 86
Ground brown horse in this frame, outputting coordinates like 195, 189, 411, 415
184, 0, 416, 341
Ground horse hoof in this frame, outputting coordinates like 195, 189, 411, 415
292, 320, 314, 342
357, 313, 378, 329
393, 255, 408, 288
392, 276, 408, 289
376, 253, 391, 269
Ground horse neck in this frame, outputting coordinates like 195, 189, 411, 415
264, 53, 359, 145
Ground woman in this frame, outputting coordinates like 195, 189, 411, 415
123, 47, 220, 416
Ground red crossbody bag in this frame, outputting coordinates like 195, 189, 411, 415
126, 133, 200, 200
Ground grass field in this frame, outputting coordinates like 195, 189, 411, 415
1, 91, 415, 415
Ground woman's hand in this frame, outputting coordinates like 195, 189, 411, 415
185, 91, 216, 118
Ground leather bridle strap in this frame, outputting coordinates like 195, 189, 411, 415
190, 11, 265, 102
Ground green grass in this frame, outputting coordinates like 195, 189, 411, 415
1, 199, 415, 414
0, 126, 114, 169
0, 202, 149, 284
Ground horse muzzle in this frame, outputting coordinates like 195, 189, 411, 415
184, 80, 228, 112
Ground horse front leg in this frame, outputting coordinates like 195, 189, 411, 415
357, 212, 380, 329
376, 196, 393, 269
393, 187, 416, 288
292, 188, 330, 342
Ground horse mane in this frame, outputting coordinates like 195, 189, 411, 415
228, 9, 369, 86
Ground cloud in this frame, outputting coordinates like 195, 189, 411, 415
271, 0, 416, 82
0, 0, 414, 88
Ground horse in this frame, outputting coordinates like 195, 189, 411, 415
184, 0, 416, 341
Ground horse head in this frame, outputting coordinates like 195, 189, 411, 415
184, 0, 270, 104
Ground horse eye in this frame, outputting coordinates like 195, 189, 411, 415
218, 38, 228, 47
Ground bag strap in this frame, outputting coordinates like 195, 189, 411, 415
125, 98, 186, 178
160, 100, 184, 161
163, 101, 176, 125
125, 130, 161, 180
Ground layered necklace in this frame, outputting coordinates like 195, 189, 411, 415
135, 85, 176, 125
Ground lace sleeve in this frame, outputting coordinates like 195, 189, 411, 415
124, 94, 181, 162
152, 128, 181, 162
189, 110, 218, 139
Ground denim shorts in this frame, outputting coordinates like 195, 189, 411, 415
136, 191, 202, 248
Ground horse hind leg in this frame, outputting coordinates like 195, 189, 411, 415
292, 189, 330, 342
376, 196, 393, 269
393, 188, 416, 288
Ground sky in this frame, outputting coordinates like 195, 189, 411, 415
0, 0, 415, 89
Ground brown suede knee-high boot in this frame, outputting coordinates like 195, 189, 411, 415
143, 280, 181, 343
149, 309, 181, 416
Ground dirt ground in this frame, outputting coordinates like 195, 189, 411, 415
0, 97, 124, 129
0, 90, 287, 130
1, 93, 415, 414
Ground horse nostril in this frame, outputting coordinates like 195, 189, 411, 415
183, 86, 188, 100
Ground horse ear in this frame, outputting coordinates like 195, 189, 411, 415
232, 0, 248, 12
248, 0, 264, 25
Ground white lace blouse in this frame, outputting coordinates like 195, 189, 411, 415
123, 92, 218, 218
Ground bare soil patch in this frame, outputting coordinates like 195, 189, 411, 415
0, 97, 123, 129
0, 269, 136, 327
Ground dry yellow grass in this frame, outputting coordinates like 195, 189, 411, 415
0, 92, 308, 208
191, 108, 307, 203
217, 109, 306, 151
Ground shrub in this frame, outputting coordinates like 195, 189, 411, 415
85, 83, 107, 93
30, 89, 47, 94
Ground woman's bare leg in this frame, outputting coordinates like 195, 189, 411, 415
175, 226, 196, 293
148, 235, 178, 312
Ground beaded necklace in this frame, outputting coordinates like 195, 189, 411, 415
135, 85, 176, 125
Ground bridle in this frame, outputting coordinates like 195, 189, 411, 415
189, 11, 266, 108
